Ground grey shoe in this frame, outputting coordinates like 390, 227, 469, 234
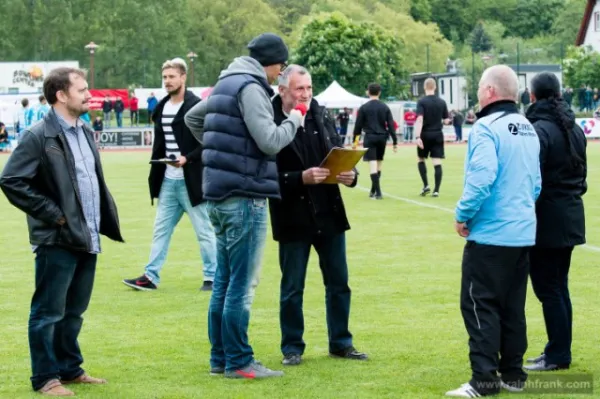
224, 361, 284, 379
282, 354, 302, 366
524, 359, 569, 371
526, 353, 545, 363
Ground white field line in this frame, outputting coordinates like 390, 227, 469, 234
355, 185, 600, 253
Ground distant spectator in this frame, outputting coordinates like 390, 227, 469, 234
452, 110, 464, 142
102, 96, 112, 127
93, 116, 103, 145
114, 98, 124, 128
404, 108, 416, 142
563, 87, 573, 108
34, 95, 50, 123
0, 121, 7, 151
130, 94, 139, 126
465, 109, 476, 125
520, 87, 530, 113
585, 86, 593, 111
336, 107, 350, 145
147, 92, 158, 124
16, 98, 34, 136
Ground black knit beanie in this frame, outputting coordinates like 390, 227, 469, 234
247, 33, 289, 66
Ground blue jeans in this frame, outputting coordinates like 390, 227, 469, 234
207, 197, 268, 371
279, 233, 353, 355
145, 178, 217, 284
29, 246, 97, 391
115, 112, 123, 128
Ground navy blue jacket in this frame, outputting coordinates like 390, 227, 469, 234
202, 74, 280, 200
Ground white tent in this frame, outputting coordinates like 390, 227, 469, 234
314, 81, 368, 109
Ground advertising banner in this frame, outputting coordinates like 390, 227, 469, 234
88, 89, 130, 110
96, 129, 153, 147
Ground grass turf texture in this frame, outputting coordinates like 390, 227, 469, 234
1, 144, 599, 399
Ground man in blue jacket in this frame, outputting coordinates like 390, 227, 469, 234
185, 32, 303, 379
446, 65, 541, 398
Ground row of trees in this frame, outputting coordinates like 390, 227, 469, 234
0, 0, 590, 99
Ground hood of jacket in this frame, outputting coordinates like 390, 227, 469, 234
526, 98, 575, 126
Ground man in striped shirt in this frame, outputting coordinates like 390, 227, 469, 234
123, 58, 217, 292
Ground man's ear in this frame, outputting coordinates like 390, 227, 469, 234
56, 90, 68, 104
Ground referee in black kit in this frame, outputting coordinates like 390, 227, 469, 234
353, 83, 397, 199
414, 77, 450, 197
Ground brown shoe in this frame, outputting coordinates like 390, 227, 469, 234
61, 374, 107, 385
38, 379, 74, 396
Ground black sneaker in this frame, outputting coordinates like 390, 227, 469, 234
210, 366, 225, 376
282, 354, 302, 366
122, 275, 157, 291
200, 281, 213, 291
420, 186, 431, 197
329, 346, 368, 360
432, 192, 439, 197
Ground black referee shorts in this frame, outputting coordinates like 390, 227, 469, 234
417, 132, 445, 159
363, 134, 388, 161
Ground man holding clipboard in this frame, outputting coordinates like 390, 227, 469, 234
269, 65, 367, 367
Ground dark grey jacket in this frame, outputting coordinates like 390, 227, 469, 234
0, 111, 124, 252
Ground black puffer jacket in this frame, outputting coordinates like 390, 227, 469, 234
526, 98, 587, 248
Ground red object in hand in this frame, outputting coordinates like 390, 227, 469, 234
294, 103, 307, 116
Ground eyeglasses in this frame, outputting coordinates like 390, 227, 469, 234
280, 62, 288, 71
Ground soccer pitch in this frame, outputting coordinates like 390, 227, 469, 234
1, 144, 599, 398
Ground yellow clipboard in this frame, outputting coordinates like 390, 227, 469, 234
319, 147, 367, 184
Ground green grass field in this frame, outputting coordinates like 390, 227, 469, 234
1, 144, 599, 399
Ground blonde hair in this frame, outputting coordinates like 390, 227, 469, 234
162, 57, 187, 75
424, 78, 436, 91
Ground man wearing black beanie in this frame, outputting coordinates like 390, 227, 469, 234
185, 32, 303, 379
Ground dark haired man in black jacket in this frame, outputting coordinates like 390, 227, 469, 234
525, 73, 587, 372
270, 65, 367, 367
0, 66, 123, 396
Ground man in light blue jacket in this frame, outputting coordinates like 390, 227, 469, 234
446, 65, 541, 398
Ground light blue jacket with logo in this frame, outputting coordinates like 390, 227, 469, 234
455, 101, 541, 247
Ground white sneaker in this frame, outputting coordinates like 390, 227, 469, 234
445, 383, 482, 397
500, 380, 524, 393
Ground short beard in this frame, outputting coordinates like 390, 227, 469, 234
168, 85, 183, 96
66, 104, 86, 118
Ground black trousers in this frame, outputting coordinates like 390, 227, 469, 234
460, 241, 529, 395
279, 233, 353, 356
529, 246, 574, 366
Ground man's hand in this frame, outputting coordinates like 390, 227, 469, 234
302, 167, 330, 184
416, 137, 424, 149
455, 221, 469, 238
290, 109, 303, 121
336, 170, 355, 186
57, 217, 66, 226
171, 156, 187, 168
